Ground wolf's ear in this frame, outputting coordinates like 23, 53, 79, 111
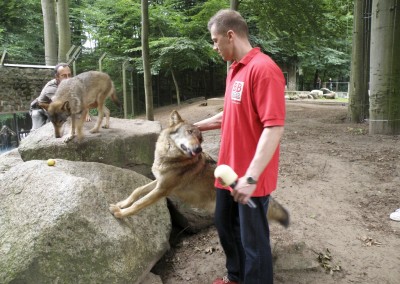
61, 101, 71, 113
38, 102, 50, 111
169, 110, 183, 126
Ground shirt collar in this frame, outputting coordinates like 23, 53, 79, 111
230, 47, 261, 70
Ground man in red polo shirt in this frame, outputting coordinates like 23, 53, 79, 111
195, 9, 285, 284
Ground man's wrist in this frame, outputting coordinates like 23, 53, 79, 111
246, 176, 257, 185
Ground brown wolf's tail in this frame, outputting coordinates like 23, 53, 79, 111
110, 83, 123, 111
267, 197, 290, 228
111, 91, 121, 108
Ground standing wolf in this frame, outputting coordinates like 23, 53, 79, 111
46, 71, 119, 142
109, 110, 289, 227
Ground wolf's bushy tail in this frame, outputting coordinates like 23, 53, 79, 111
110, 82, 123, 112
267, 197, 290, 228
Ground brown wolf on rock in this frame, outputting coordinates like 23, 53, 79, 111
110, 110, 289, 227
44, 71, 120, 142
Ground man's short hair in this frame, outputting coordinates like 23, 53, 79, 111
53, 63, 70, 76
208, 9, 249, 38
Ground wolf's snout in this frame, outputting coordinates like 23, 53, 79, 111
181, 144, 202, 156
194, 146, 202, 154
53, 124, 62, 138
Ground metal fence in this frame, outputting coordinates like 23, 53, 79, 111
323, 81, 350, 93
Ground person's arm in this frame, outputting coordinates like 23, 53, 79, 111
194, 111, 223, 131
37, 88, 52, 109
37, 80, 57, 109
38, 80, 57, 103
231, 125, 284, 204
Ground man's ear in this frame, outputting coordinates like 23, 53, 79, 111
38, 102, 50, 111
227, 30, 234, 40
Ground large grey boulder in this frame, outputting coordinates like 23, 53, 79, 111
0, 159, 171, 284
167, 197, 214, 233
0, 148, 23, 175
18, 117, 161, 178
310, 90, 323, 99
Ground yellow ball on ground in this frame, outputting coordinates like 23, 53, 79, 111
47, 159, 56, 166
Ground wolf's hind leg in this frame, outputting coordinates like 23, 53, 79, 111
102, 106, 110, 129
76, 109, 88, 142
90, 104, 104, 133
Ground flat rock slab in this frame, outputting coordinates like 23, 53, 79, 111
18, 117, 161, 178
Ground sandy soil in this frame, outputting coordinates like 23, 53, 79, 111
140, 98, 400, 284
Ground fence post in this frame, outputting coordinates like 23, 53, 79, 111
129, 72, 134, 117
67, 46, 82, 76
1, 50, 7, 65
122, 60, 129, 119
66, 45, 76, 62
98, 52, 107, 72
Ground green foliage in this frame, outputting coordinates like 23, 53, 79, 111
0, 113, 26, 124
1, 0, 353, 93
183, 0, 229, 38
128, 36, 221, 75
0, 0, 44, 63
240, 0, 353, 82
77, 0, 142, 56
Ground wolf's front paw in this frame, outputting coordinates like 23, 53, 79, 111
115, 199, 131, 209
89, 127, 99, 134
64, 135, 75, 143
109, 204, 124, 219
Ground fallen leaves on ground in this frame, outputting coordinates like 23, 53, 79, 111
358, 236, 383, 247
314, 248, 342, 275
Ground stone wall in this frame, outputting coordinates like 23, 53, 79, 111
0, 66, 53, 113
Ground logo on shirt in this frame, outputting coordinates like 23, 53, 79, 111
231, 81, 244, 102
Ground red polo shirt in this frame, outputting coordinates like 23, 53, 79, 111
215, 48, 286, 196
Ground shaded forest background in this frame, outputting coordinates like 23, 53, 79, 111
1, 0, 399, 135
1, 0, 353, 114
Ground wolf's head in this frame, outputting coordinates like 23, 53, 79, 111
168, 110, 203, 157
47, 101, 70, 138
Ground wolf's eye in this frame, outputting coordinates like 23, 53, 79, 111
187, 130, 193, 134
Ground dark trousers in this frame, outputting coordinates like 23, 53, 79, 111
214, 188, 273, 284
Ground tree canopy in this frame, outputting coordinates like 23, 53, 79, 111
1, 0, 354, 112
1, 0, 353, 78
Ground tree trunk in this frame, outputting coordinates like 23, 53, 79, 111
171, 69, 181, 105
369, 0, 400, 134
348, 0, 371, 123
57, 0, 71, 63
226, 0, 240, 71
287, 63, 297, 91
41, 0, 57, 65
141, 0, 154, 121
230, 0, 239, 10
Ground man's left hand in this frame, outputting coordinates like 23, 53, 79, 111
231, 177, 257, 205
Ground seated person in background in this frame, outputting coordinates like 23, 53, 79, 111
0, 125, 16, 151
30, 63, 91, 130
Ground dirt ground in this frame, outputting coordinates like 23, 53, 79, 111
140, 98, 400, 284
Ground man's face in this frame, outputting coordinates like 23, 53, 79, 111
55, 66, 72, 84
210, 25, 233, 62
